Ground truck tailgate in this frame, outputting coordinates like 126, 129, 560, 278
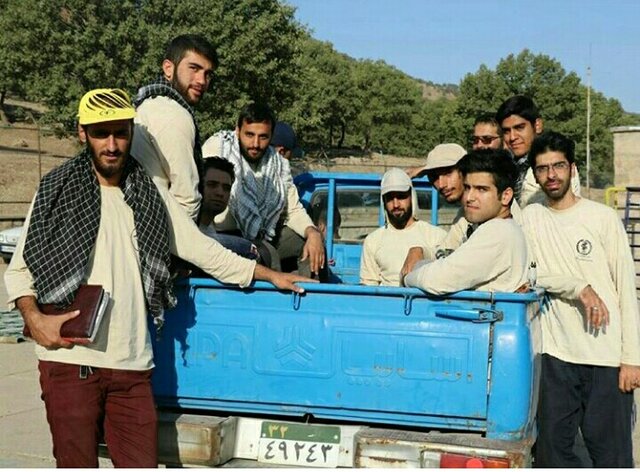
153, 281, 540, 437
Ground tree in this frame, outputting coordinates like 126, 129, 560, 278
455, 50, 630, 186
0, 0, 305, 135
351, 60, 424, 155
286, 38, 358, 149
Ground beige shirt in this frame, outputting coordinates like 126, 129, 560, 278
522, 198, 640, 366
436, 200, 523, 255
405, 218, 528, 295
360, 220, 446, 286
201, 134, 313, 238
132, 96, 201, 220
6, 187, 153, 370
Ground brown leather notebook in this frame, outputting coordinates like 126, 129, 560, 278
23, 284, 109, 342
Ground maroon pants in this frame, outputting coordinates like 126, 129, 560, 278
38, 360, 157, 468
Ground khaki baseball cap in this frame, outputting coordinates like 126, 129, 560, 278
424, 143, 467, 171
381, 168, 412, 195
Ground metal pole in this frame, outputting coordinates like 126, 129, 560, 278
586, 47, 592, 198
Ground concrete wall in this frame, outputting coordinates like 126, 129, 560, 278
612, 126, 640, 188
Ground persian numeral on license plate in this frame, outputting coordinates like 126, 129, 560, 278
258, 421, 340, 468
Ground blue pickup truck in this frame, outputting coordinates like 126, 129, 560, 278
150, 172, 542, 468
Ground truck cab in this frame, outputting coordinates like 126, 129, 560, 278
150, 172, 542, 468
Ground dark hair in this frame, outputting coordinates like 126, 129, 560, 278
164, 34, 219, 68
236, 102, 276, 131
473, 112, 503, 136
495, 95, 540, 126
311, 198, 342, 227
203, 156, 235, 182
458, 149, 518, 196
528, 131, 575, 169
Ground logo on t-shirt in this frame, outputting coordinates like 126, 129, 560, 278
576, 239, 592, 257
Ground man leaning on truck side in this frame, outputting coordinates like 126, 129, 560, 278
401, 149, 528, 295
521, 131, 640, 468
4, 89, 311, 468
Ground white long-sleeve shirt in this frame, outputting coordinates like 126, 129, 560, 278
436, 201, 523, 256
521, 198, 640, 367
405, 218, 528, 295
132, 96, 201, 220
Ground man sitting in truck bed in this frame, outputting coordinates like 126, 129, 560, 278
360, 168, 446, 286
401, 149, 528, 294
201, 102, 325, 279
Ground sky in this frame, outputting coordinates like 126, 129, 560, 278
286, 0, 640, 113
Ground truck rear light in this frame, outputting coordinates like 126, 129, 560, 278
440, 452, 510, 468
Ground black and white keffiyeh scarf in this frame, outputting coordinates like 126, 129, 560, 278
514, 155, 530, 205
23, 149, 176, 331
216, 131, 290, 241
134, 76, 203, 182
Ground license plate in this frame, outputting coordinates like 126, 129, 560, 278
1, 245, 15, 254
258, 421, 340, 468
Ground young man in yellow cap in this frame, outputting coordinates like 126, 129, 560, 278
4, 89, 310, 467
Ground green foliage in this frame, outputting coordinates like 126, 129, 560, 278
0, 0, 303, 135
0, 2, 633, 185
455, 50, 630, 186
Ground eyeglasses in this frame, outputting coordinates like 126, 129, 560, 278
471, 135, 499, 145
534, 161, 570, 175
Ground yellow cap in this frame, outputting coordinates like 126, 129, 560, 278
77, 88, 136, 125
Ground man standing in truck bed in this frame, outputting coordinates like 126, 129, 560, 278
132, 34, 215, 221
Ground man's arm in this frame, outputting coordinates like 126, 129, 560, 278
607, 212, 640, 382
404, 222, 522, 294
157, 183, 313, 291
282, 184, 325, 273
4, 202, 87, 348
521, 211, 590, 300
15, 296, 86, 348
435, 212, 468, 256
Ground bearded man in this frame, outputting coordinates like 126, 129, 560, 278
360, 168, 445, 286
132, 34, 217, 221
202, 102, 325, 278
4, 89, 311, 467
